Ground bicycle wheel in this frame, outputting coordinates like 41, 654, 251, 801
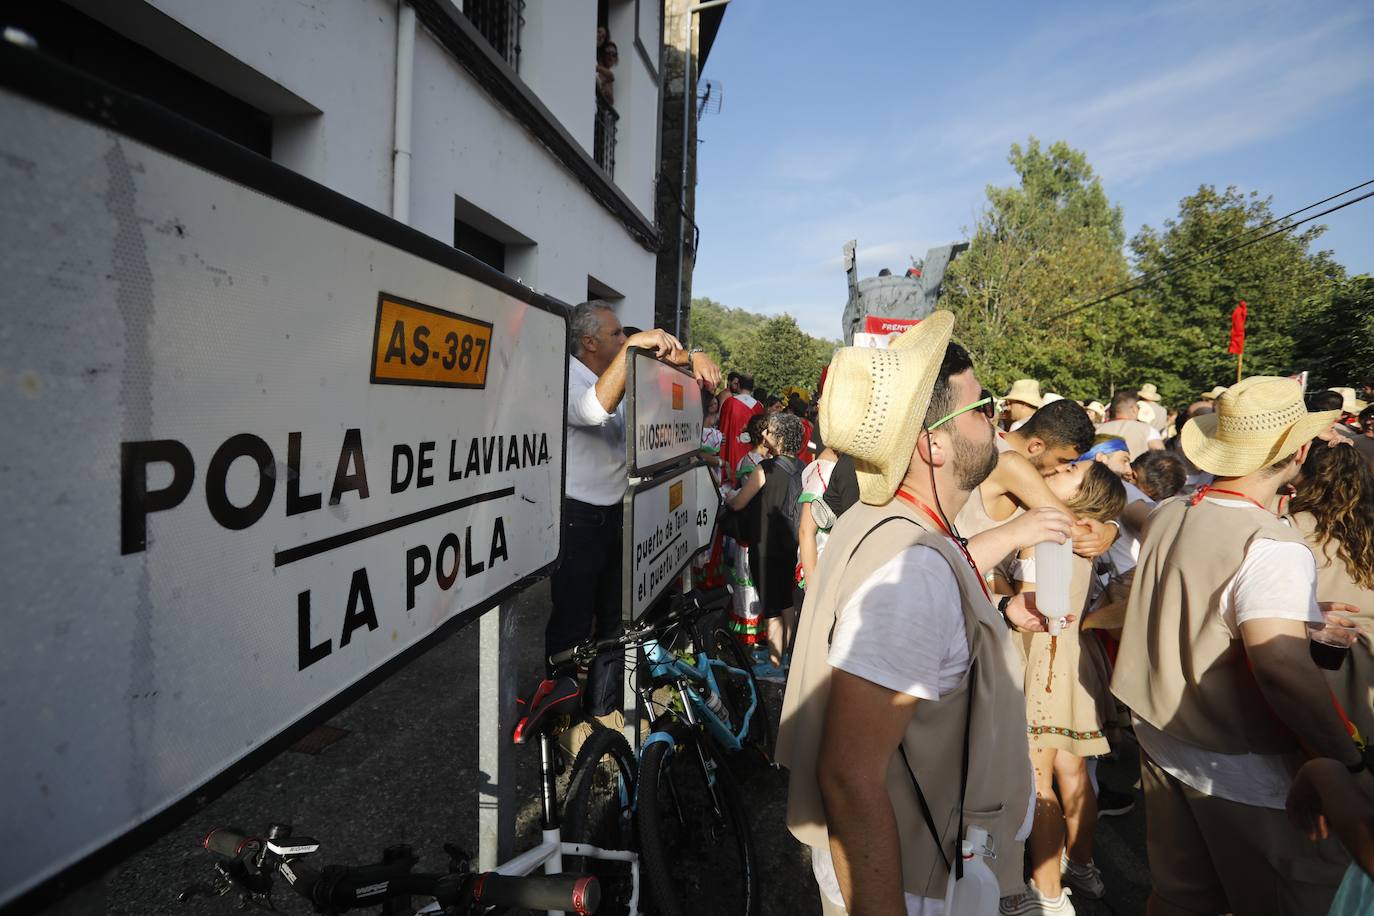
563, 725, 638, 916
637, 725, 759, 916
710, 627, 773, 757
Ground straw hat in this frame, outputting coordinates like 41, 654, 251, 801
1042, 392, 1064, 404
1004, 379, 1043, 408
1180, 376, 1340, 477
1328, 387, 1370, 415
1137, 383, 1162, 402
1086, 400, 1106, 421
819, 311, 955, 505
1201, 386, 1228, 401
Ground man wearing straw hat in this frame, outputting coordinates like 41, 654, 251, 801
779, 313, 1076, 915
1112, 376, 1364, 916
1137, 383, 1168, 434
1004, 378, 1044, 432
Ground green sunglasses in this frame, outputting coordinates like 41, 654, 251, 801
928, 391, 995, 430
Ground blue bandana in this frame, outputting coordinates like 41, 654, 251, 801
1074, 438, 1129, 463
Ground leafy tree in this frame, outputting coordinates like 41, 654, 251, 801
1288, 274, 1374, 390
938, 138, 1136, 399
688, 299, 837, 398
731, 315, 833, 396
1126, 186, 1346, 400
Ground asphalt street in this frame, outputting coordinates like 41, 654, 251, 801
39, 579, 1152, 916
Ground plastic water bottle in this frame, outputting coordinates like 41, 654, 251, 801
700, 688, 732, 728
943, 826, 1000, 916
1034, 538, 1074, 634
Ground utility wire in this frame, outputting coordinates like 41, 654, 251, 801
1048, 181, 1374, 322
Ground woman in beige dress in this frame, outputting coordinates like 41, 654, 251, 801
1010, 461, 1126, 905
1287, 442, 1374, 744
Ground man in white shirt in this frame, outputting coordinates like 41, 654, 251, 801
1112, 377, 1362, 916
1095, 390, 1165, 460
548, 301, 718, 725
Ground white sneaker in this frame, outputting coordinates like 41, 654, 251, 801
998, 881, 1075, 915
1060, 851, 1105, 899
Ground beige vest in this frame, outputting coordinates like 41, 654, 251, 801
776, 499, 1032, 897
1096, 418, 1154, 460
1289, 511, 1374, 744
1112, 497, 1309, 754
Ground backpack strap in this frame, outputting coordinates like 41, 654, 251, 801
824, 511, 978, 877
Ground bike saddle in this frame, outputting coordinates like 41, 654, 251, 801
512, 677, 581, 744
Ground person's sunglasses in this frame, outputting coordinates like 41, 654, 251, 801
928, 390, 995, 430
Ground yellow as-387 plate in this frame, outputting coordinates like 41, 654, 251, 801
371, 293, 494, 388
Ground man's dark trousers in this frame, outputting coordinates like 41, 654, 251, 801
546, 498, 623, 717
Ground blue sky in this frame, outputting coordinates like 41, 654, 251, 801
692, 0, 1374, 339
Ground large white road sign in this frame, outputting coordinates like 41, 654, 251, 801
0, 59, 566, 908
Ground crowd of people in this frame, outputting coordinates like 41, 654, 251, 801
555, 298, 1374, 916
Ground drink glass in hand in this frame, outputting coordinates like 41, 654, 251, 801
1308, 619, 1359, 671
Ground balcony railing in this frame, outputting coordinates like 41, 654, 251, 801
462, 0, 524, 71
594, 94, 619, 179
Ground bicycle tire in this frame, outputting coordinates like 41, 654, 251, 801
563, 725, 639, 916
637, 727, 759, 916
710, 627, 773, 757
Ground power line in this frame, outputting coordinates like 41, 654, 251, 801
1048, 180, 1374, 322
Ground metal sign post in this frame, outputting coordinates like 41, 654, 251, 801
0, 49, 567, 909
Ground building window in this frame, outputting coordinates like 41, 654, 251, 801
594, 94, 619, 179
454, 216, 507, 273
462, 0, 525, 71
5, 2, 272, 156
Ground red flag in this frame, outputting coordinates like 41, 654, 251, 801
1228, 300, 1247, 355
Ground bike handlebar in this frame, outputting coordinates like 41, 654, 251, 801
547, 586, 733, 668
287, 864, 599, 914
198, 826, 600, 914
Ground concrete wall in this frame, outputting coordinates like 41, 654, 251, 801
87, 0, 660, 329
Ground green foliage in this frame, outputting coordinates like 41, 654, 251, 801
1288, 274, 1374, 390
939, 139, 1362, 405
938, 137, 1136, 399
1126, 186, 1348, 400
688, 298, 838, 397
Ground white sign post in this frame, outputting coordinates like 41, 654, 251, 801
0, 74, 567, 907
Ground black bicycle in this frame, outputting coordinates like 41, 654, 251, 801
181, 823, 600, 914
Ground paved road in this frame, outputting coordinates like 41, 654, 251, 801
41, 579, 1152, 915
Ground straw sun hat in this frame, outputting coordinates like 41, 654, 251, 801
1201, 386, 1228, 401
1137, 382, 1162, 402
1004, 378, 1044, 408
1329, 387, 1370, 415
1180, 376, 1339, 477
819, 311, 955, 505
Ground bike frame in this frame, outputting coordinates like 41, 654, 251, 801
416, 731, 641, 916
642, 636, 761, 753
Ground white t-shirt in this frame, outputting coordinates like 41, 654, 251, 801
564, 357, 627, 505
1133, 496, 1323, 809
813, 546, 1034, 913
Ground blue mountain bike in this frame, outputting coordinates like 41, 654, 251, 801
551, 586, 767, 916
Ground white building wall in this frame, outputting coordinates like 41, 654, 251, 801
409, 30, 655, 323
607, 0, 660, 218
119, 0, 658, 329
521, 0, 597, 155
